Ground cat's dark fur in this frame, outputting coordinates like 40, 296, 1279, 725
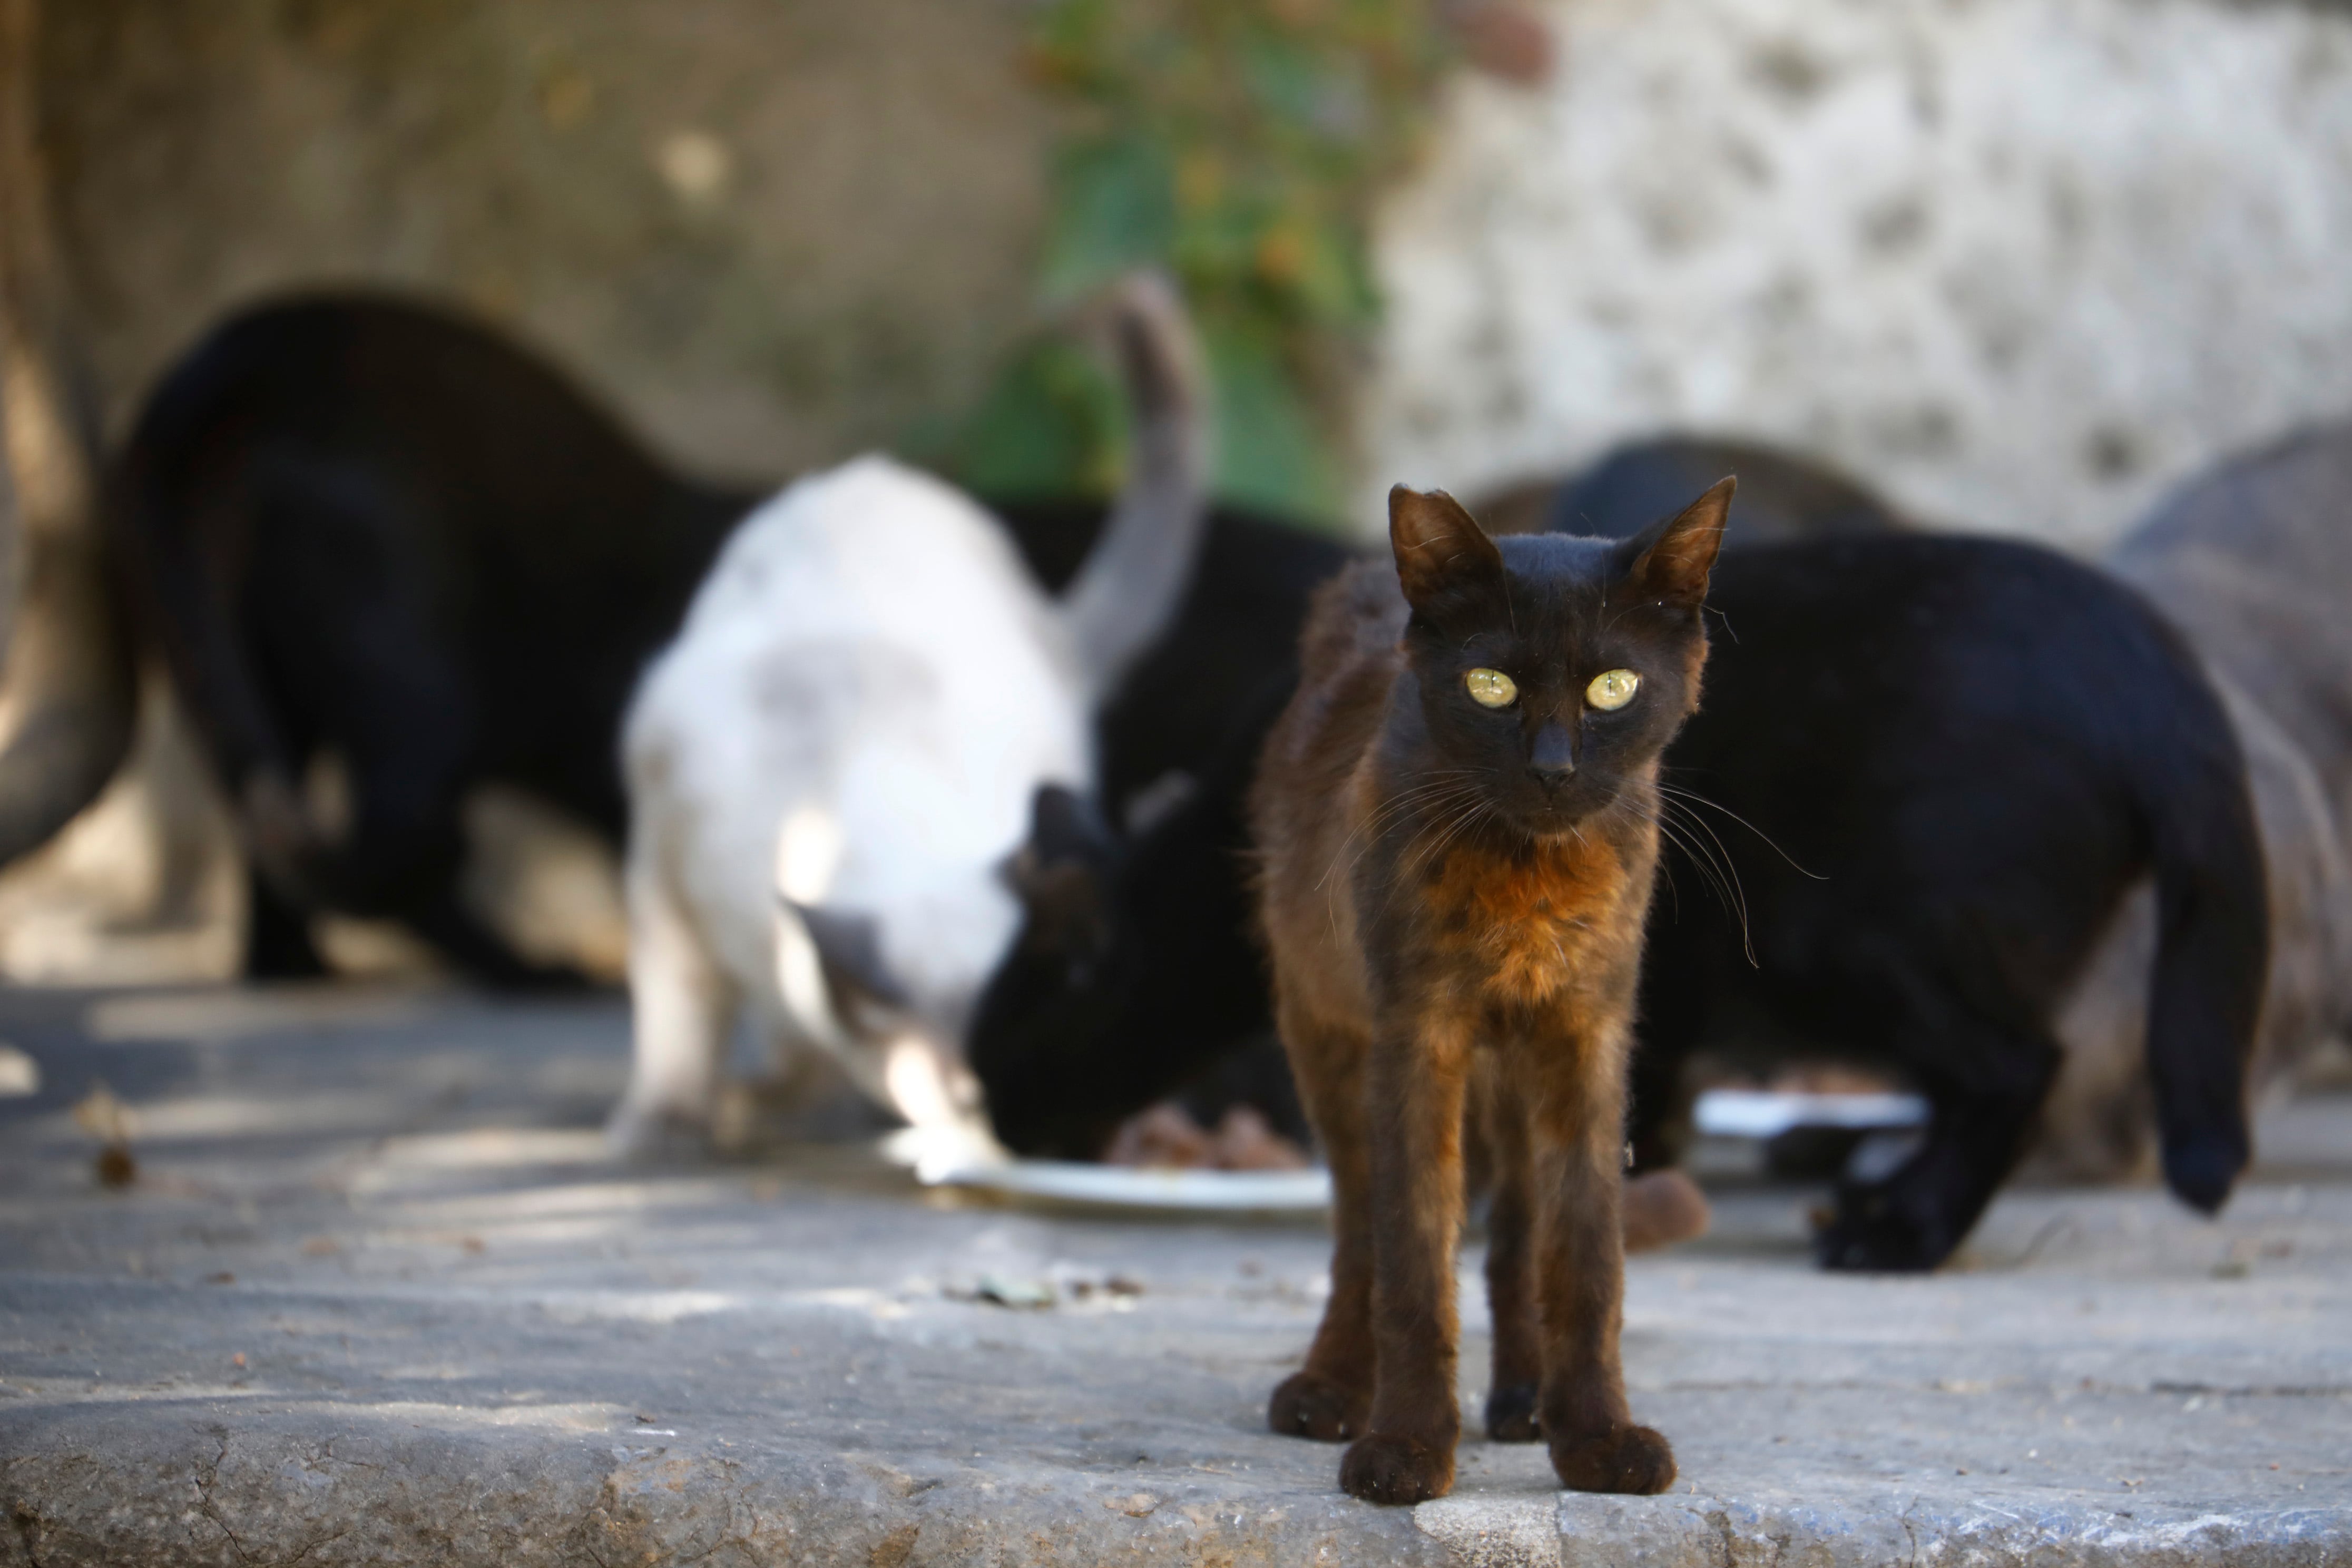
973, 440, 2265, 1271
973, 514, 1350, 1156
104, 292, 1210, 985
1481, 435, 1909, 542
113, 295, 759, 983
1248, 483, 1730, 1504
1630, 535, 2261, 1266
976, 498, 1357, 814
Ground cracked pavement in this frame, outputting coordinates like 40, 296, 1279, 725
0, 985, 2346, 1565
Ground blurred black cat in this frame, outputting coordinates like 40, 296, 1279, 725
1479, 436, 1909, 542
1627, 533, 2260, 1267
112, 295, 760, 982
98, 292, 1212, 985
971, 438, 2265, 1270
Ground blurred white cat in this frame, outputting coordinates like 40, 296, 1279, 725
607, 277, 1207, 1171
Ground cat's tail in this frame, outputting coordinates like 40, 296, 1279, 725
110, 317, 320, 898
2128, 640, 2269, 1215
1056, 271, 1212, 706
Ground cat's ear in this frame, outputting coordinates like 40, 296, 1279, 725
999, 787, 1116, 965
1617, 476, 1734, 606
1389, 485, 1504, 610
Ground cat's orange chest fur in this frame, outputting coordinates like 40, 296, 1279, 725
1416, 831, 1640, 1006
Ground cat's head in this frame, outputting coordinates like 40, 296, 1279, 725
1388, 477, 1732, 837
965, 785, 1132, 1158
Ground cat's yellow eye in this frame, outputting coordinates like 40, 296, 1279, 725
1585, 669, 1640, 711
1464, 667, 1518, 709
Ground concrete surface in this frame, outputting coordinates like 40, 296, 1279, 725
1, 985, 2346, 1566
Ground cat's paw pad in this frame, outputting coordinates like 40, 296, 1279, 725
1551, 1424, 1677, 1495
1268, 1371, 1368, 1442
1339, 1432, 1454, 1505
1484, 1381, 1541, 1442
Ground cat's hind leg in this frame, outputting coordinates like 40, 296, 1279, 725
239, 480, 567, 987
608, 832, 739, 1161
1267, 1003, 1376, 1445
1816, 977, 2060, 1271
244, 866, 329, 978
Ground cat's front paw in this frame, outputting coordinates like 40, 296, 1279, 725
1339, 1432, 1454, 1505
1551, 1424, 1677, 1495
1813, 1185, 1953, 1272
1484, 1381, 1541, 1442
1269, 1370, 1368, 1441
604, 1100, 712, 1165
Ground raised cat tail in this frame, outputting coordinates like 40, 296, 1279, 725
1055, 271, 1212, 705
2130, 650, 2269, 1215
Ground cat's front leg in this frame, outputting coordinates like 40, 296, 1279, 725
608, 841, 738, 1161
1524, 1042, 1677, 1495
1268, 1008, 1375, 1442
1474, 1060, 1544, 1442
1340, 1017, 1472, 1505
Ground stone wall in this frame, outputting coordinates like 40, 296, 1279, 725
40, 0, 1054, 482
1365, 0, 2352, 548
38, 0, 2352, 546
6, 0, 1064, 983
16, 0, 2352, 981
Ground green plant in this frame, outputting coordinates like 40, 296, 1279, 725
938, 0, 1456, 524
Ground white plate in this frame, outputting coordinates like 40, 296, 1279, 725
935, 1159, 1333, 1213
1692, 1088, 1928, 1140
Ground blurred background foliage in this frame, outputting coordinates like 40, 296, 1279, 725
925, 0, 1455, 524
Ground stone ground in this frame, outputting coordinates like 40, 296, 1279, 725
0, 985, 2345, 1566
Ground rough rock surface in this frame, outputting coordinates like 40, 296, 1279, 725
40, 0, 1051, 483
1369, 0, 2352, 550
2, 987, 2346, 1565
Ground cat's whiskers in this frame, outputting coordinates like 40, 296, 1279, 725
1646, 784, 1778, 963
1626, 808, 1705, 924
1317, 775, 1491, 934
1398, 763, 1507, 877
1321, 791, 1462, 894
1653, 793, 1741, 901
1622, 793, 1757, 965
1399, 790, 1495, 881
1319, 769, 1490, 893
1316, 779, 1460, 890
1655, 779, 1824, 879
1389, 786, 1488, 879
1623, 795, 1729, 909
